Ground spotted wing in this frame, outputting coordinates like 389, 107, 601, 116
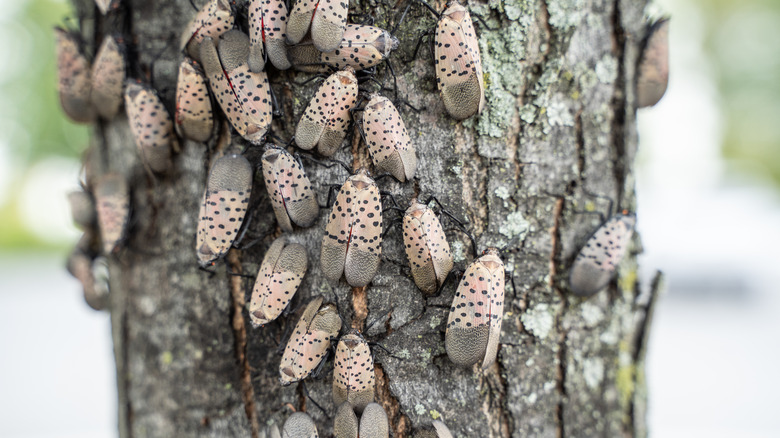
403, 213, 437, 294
175, 59, 214, 142
320, 177, 354, 282
481, 258, 505, 369
420, 208, 453, 287
363, 95, 416, 181
318, 70, 358, 156
311, 0, 348, 52
343, 179, 381, 287
262, 0, 291, 69
275, 152, 318, 228
55, 28, 94, 123
226, 65, 272, 142
262, 150, 294, 231
180, 0, 234, 56
91, 36, 125, 119
445, 257, 494, 367
279, 297, 323, 384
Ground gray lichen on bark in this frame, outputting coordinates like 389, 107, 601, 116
73, 0, 660, 436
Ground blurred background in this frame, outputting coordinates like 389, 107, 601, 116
1, 0, 778, 436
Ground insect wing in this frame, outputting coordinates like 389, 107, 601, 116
359, 403, 389, 438
226, 64, 272, 142
445, 250, 504, 368
248, 0, 267, 72
343, 172, 381, 287
249, 238, 307, 327
333, 333, 375, 412
180, 0, 235, 59
282, 412, 319, 438
362, 95, 416, 181
264, 0, 292, 70
54, 28, 95, 123
637, 18, 669, 108
91, 35, 125, 119
124, 82, 177, 173
195, 153, 253, 266
175, 59, 214, 142
286, 0, 318, 44
320, 177, 353, 283
311, 0, 348, 52
435, 4, 485, 120
333, 402, 359, 438
94, 173, 129, 254
569, 214, 635, 296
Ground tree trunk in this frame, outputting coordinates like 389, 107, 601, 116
71, 0, 660, 436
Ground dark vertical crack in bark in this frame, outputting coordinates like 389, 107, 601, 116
574, 109, 584, 182
549, 198, 568, 438
226, 250, 260, 438
375, 363, 410, 437
610, 0, 628, 205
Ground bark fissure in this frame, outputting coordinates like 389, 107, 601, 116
610, 0, 629, 205
227, 250, 260, 438
375, 363, 410, 437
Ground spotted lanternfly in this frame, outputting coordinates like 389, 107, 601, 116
195, 152, 253, 267
637, 18, 669, 108
54, 27, 95, 123
333, 330, 375, 412
200, 31, 272, 144
445, 247, 504, 369
569, 213, 635, 297
95, 0, 120, 15
414, 421, 454, 438
320, 168, 382, 287
282, 412, 319, 437
249, 236, 308, 327
286, 0, 347, 52
362, 94, 417, 182
333, 402, 358, 438
295, 67, 358, 156
435, 2, 485, 120
68, 189, 96, 230
279, 296, 342, 385
248, 0, 291, 71
402, 198, 453, 295
175, 58, 214, 142
261, 146, 319, 231
124, 82, 179, 173
94, 172, 130, 255
91, 35, 125, 119
289, 24, 399, 73
180, 0, 235, 61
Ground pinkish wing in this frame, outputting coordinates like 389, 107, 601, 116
202, 188, 249, 258
420, 209, 453, 284
403, 214, 435, 280
482, 257, 505, 369
311, 0, 348, 51
227, 65, 272, 128
447, 259, 493, 334
435, 14, 480, 89
321, 24, 387, 70
263, 0, 289, 42
275, 152, 316, 225
181, 0, 234, 50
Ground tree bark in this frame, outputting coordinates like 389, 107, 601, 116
72, 0, 660, 436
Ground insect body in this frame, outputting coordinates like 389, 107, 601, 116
94, 172, 130, 255
445, 247, 504, 369
261, 146, 319, 231
295, 68, 358, 156
333, 331, 375, 412
362, 94, 417, 182
569, 213, 635, 296
180, 0, 235, 60
91, 35, 125, 120
320, 169, 382, 287
289, 24, 399, 73
249, 236, 308, 327
279, 296, 342, 385
248, 0, 291, 71
402, 198, 453, 294
200, 30, 273, 144
175, 58, 214, 142
54, 27, 95, 123
333, 401, 389, 438
195, 152, 253, 267
124, 82, 179, 173
434, 2, 485, 120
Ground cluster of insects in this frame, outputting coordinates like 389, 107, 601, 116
58, 0, 659, 435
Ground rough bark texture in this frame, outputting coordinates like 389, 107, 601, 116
71, 0, 660, 436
